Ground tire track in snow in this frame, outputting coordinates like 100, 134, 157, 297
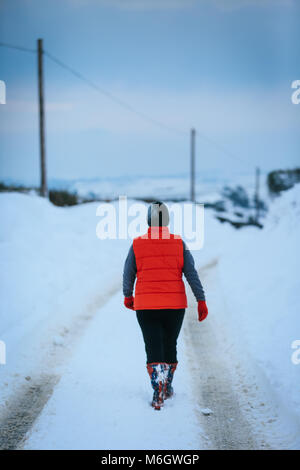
0, 375, 59, 450
0, 282, 120, 450
183, 259, 259, 450
185, 258, 300, 449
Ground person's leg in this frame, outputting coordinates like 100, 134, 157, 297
136, 309, 164, 363
162, 309, 185, 364
136, 309, 166, 409
161, 309, 185, 398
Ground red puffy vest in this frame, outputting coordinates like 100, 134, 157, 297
133, 226, 187, 310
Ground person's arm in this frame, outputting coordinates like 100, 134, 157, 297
182, 241, 205, 301
182, 241, 208, 321
123, 244, 137, 309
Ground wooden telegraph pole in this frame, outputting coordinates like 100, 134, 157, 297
190, 128, 196, 202
255, 166, 260, 224
37, 38, 47, 197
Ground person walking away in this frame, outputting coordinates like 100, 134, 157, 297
123, 201, 208, 410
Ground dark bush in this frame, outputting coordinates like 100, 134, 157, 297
0, 182, 82, 206
0, 182, 8, 191
267, 168, 300, 194
49, 190, 78, 207
221, 185, 250, 208
0, 181, 30, 193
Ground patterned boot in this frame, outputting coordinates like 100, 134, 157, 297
146, 363, 165, 410
163, 363, 177, 399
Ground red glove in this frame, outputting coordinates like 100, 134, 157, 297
124, 296, 134, 310
198, 300, 208, 322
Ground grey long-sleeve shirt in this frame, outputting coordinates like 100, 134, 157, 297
122, 240, 205, 301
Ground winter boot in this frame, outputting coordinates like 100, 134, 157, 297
146, 363, 165, 410
163, 363, 177, 399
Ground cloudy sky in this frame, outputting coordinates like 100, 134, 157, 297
0, 0, 299, 183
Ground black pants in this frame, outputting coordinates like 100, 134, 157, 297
136, 309, 185, 364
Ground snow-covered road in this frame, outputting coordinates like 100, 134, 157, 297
1, 189, 300, 450
21, 290, 203, 450
185, 260, 300, 450
19, 260, 300, 450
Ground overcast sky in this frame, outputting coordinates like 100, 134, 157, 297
0, 0, 299, 183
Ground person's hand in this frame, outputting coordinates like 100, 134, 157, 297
124, 296, 134, 310
198, 300, 208, 322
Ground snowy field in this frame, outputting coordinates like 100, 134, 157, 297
6, 169, 263, 203
0, 184, 299, 449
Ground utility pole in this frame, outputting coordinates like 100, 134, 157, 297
190, 128, 196, 202
254, 166, 260, 223
37, 38, 47, 197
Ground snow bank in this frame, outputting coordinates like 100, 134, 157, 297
0, 192, 131, 411
204, 185, 300, 422
0, 192, 128, 336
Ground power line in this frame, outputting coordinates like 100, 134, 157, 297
0, 41, 36, 54
44, 51, 254, 167
44, 50, 188, 137
195, 129, 254, 167
0, 40, 254, 167
0, 41, 187, 135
